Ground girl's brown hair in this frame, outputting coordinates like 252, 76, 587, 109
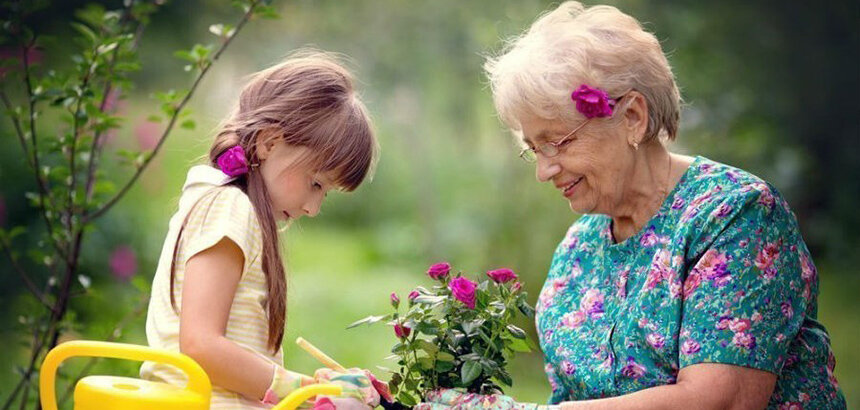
171, 50, 377, 352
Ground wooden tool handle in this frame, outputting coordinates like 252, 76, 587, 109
295, 337, 347, 372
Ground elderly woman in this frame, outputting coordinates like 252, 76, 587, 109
418, 2, 846, 410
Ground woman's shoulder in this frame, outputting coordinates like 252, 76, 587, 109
681, 157, 790, 215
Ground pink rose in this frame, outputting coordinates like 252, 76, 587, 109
407, 290, 420, 301
571, 84, 616, 118
448, 276, 477, 309
486, 268, 518, 283
216, 145, 249, 177
390, 292, 400, 308
427, 262, 451, 280
696, 249, 729, 280
511, 282, 522, 293
394, 323, 411, 339
755, 242, 781, 271
680, 339, 701, 355
579, 288, 604, 318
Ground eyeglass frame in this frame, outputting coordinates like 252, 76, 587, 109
518, 93, 629, 163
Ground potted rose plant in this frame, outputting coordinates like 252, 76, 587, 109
348, 263, 537, 408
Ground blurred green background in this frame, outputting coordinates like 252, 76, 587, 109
1, 0, 858, 408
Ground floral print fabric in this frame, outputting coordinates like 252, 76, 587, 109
536, 157, 845, 409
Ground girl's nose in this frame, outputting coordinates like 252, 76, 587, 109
535, 155, 561, 182
302, 196, 323, 217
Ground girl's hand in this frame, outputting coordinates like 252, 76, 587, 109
261, 365, 315, 405
313, 368, 381, 407
415, 389, 556, 410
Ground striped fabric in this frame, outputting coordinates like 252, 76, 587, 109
140, 165, 281, 409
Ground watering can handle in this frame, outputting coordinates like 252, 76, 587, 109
39, 340, 211, 410
272, 384, 343, 410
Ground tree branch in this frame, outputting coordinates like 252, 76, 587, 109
84, 0, 262, 223
0, 236, 51, 310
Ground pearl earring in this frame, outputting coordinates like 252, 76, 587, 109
632, 141, 639, 151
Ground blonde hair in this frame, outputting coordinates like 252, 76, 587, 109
171, 50, 378, 352
484, 1, 681, 142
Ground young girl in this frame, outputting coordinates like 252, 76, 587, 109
140, 51, 381, 409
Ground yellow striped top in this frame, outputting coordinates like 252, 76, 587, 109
140, 165, 281, 409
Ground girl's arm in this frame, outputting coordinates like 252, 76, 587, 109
560, 363, 776, 410
179, 237, 286, 400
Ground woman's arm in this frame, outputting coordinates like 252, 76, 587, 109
179, 237, 282, 400
561, 363, 776, 410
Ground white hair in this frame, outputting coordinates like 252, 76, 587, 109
484, 1, 681, 142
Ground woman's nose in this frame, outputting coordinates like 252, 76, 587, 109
535, 155, 561, 182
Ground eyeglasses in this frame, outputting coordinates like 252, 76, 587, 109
518, 119, 591, 163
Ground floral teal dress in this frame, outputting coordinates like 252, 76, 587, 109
535, 157, 846, 409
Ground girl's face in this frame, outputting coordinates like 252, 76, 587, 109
257, 141, 337, 221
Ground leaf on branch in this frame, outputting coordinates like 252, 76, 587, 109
346, 314, 391, 329
506, 324, 526, 339
460, 360, 482, 385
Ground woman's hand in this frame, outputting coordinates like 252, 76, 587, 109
414, 389, 555, 410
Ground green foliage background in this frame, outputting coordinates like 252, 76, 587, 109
1, 0, 857, 408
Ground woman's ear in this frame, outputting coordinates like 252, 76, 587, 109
623, 91, 649, 145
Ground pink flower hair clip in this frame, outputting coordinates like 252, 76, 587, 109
217, 145, 250, 177
571, 84, 617, 119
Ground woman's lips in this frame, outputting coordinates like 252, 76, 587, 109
563, 177, 584, 198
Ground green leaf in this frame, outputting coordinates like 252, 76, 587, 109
506, 324, 526, 339
435, 359, 455, 372
346, 314, 390, 329
460, 360, 482, 385
417, 339, 439, 355
461, 319, 485, 336
180, 119, 196, 130
436, 351, 455, 362
506, 337, 531, 353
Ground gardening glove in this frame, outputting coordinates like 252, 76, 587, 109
313, 367, 382, 408
414, 389, 560, 410
261, 364, 316, 405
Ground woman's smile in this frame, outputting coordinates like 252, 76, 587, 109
559, 176, 585, 198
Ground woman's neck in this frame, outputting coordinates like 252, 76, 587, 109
610, 142, 676, 244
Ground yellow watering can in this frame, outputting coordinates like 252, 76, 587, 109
40, 340, 342, 410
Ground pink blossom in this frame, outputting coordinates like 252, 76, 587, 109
109, 246, 137, 280
390, 292, 400, 308
561, 310, 586, 328
647, 333, 665, 349
621, 357, 646, 378
486, 268, 518, 283
732, 332, 757, 349
393, 323, 411, 339
754, 242, 781, 271
728, 318, 751, 333
511, 282, 522, 293
579, 288, 604, 318
640, 227, 659, 247
449, 276, 477, 309
427, 262, 451, 280
680, 339, 701, 355
683, 271, 701, 299
781, 302, 793, 319
570, 84, 616, 118
135, 119, 161, 150
561, 360, 576, 375
716, 317, 732, 330
696, 249, 729, 280
407, 290, 420, 301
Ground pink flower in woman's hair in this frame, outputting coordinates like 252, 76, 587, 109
109, 246, 137, 280
448, 276, 477, 309
390, 292, 400, 308
571, 84, 616, 119
486, 268, 518, 283
393, 323, 411, 339
217, 145, 249, 177
426, 262, 451, 280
